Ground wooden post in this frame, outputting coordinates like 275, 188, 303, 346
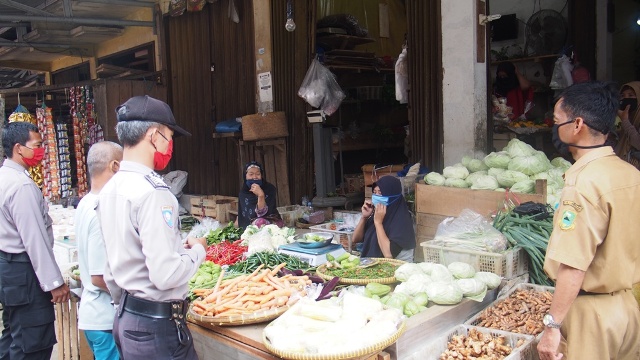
253, 0, 274, 113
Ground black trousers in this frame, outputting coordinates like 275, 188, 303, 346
0, 252, 56, 360
114, 303, 197, 359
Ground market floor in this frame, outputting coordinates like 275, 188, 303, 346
0, 309, 59, 359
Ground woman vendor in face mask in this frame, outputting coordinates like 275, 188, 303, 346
352, 176, 415, 262
235, 161, 282, 228
494, 62, 534, 120
615, 81, 640, 169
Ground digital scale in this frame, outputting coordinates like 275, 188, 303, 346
278, 242, 347, 267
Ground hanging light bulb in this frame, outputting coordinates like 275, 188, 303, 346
285, 0, 296, 32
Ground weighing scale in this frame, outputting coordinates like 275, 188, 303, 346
278, 242, 346, 267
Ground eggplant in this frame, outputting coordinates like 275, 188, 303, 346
316, 276, 340, 300
278, 268, 296, 277
293, 269, 304, 276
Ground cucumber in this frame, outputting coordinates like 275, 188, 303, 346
336, 252, 350, 262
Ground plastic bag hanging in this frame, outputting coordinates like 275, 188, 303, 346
395, 47, 409, 104
549, 55, 573, 89
297, 59, 345, 115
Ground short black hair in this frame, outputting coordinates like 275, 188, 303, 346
558, 81, 618, 135
2, 122, 39, 159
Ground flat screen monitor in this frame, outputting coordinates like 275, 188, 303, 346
491, 14, 518, 41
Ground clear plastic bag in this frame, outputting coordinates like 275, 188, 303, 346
298, 59, 346, 115
549, 55, 574, 89
434, 209, 507, 253
187, 217, 220, 239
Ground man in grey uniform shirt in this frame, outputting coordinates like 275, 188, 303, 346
0, 121, 70, 360
97, 96, 206, 360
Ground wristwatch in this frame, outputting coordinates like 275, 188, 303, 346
543, 313, 562, 329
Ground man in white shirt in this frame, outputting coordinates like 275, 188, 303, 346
75, 141, 123, 360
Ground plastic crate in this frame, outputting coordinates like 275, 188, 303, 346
422, 324, 535, 360
421, 240, 528, 279
465, 283, 555, 343
276, 205, 305, 228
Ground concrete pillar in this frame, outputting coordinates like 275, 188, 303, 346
441, 0, 488, 166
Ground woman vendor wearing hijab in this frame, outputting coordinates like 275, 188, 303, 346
352, 176, 415, 262
235, 161, 281, 228
615, 81, 640, 169
494, 62, 534, 120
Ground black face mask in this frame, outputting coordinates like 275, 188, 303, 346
552, 118, 609, 159
552, 119, 574, 158
619, 98, 638, 113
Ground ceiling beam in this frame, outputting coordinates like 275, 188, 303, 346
0, 22, 29, 27
0, 40, 72, 49
62, 0, 73, 17
0, 14, 154, 27
78, 0, 156, 7
0, 0, 53, 16
0, 60, 51, 72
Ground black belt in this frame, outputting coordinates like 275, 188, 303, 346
578, 289, 611, 296
121, 292, 188, 320
0, 250, 30, 262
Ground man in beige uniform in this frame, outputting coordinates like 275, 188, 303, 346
97, 96, 206, 360
538, 81, 640, 360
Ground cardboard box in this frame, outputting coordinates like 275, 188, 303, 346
361, 164, 406, 186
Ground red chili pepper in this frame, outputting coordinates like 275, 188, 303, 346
205, 242, 247, 266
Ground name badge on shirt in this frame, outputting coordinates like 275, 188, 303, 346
162, 206, 174, 228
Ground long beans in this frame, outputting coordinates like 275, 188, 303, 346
226, 251, 315, 277
494, 210, 554, 286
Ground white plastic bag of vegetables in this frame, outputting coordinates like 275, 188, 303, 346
434, 209, 507, 252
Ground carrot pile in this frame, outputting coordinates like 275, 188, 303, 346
191, 263, 312, 317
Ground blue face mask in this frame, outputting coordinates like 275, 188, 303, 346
246, 179, 263, 188
371, 194, 401, 206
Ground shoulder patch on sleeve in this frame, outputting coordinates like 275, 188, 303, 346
162, 206, 174, 228
144, 173, 170, 189
559, 209, 577, 230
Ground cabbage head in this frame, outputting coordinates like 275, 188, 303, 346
403, 273, 432, 296
447, 262, 476, 279
494, 188, 506, 192
443, 165, 469, 180
548, 167, 565, 179
461, 155, 472, 167
444, 178, 469, 188
466, 159, 488, 173
455, 278, 488, 302
551, 157, 572, 170
473, 272, 502, 289
508, 155, 549, 175
505, 138, 536, 158
394, 263, 423, 282
484, 151, 511, 169
496, 170, 529, 188
412, 292, 429, 307
465, 171, 488, 186
488, 167, 506, 178
429, 264, 454, 283
424, 172, 445, 186
511, 179, 536, 194
470, 175, 499, 190
417, 262, 437, 275
425, 282, 463, 305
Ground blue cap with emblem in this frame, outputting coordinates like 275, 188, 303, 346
116, 95, 191, 137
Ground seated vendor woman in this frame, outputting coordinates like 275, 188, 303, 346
352, 176, 415, 262
235, 161, 282, 228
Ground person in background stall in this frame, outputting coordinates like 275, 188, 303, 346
235, 161, 282, 228
537, 81, 640, 360
97, 95, 206, 360
615, 81, 640, 169
75, 141, 123, 360
352, 176, 415, 262
494, 61, 534, 120
0, 121, 70, 360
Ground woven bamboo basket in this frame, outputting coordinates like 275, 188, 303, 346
263, 320, 406, 360
187, 304, 290, 328
315, 258, 405, 285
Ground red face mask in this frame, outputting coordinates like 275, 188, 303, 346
22, 146, 45, 168
153, 139, 173, 170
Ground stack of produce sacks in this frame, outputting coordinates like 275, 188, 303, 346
364, 262, 501, 317
424, 138, 571, 206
